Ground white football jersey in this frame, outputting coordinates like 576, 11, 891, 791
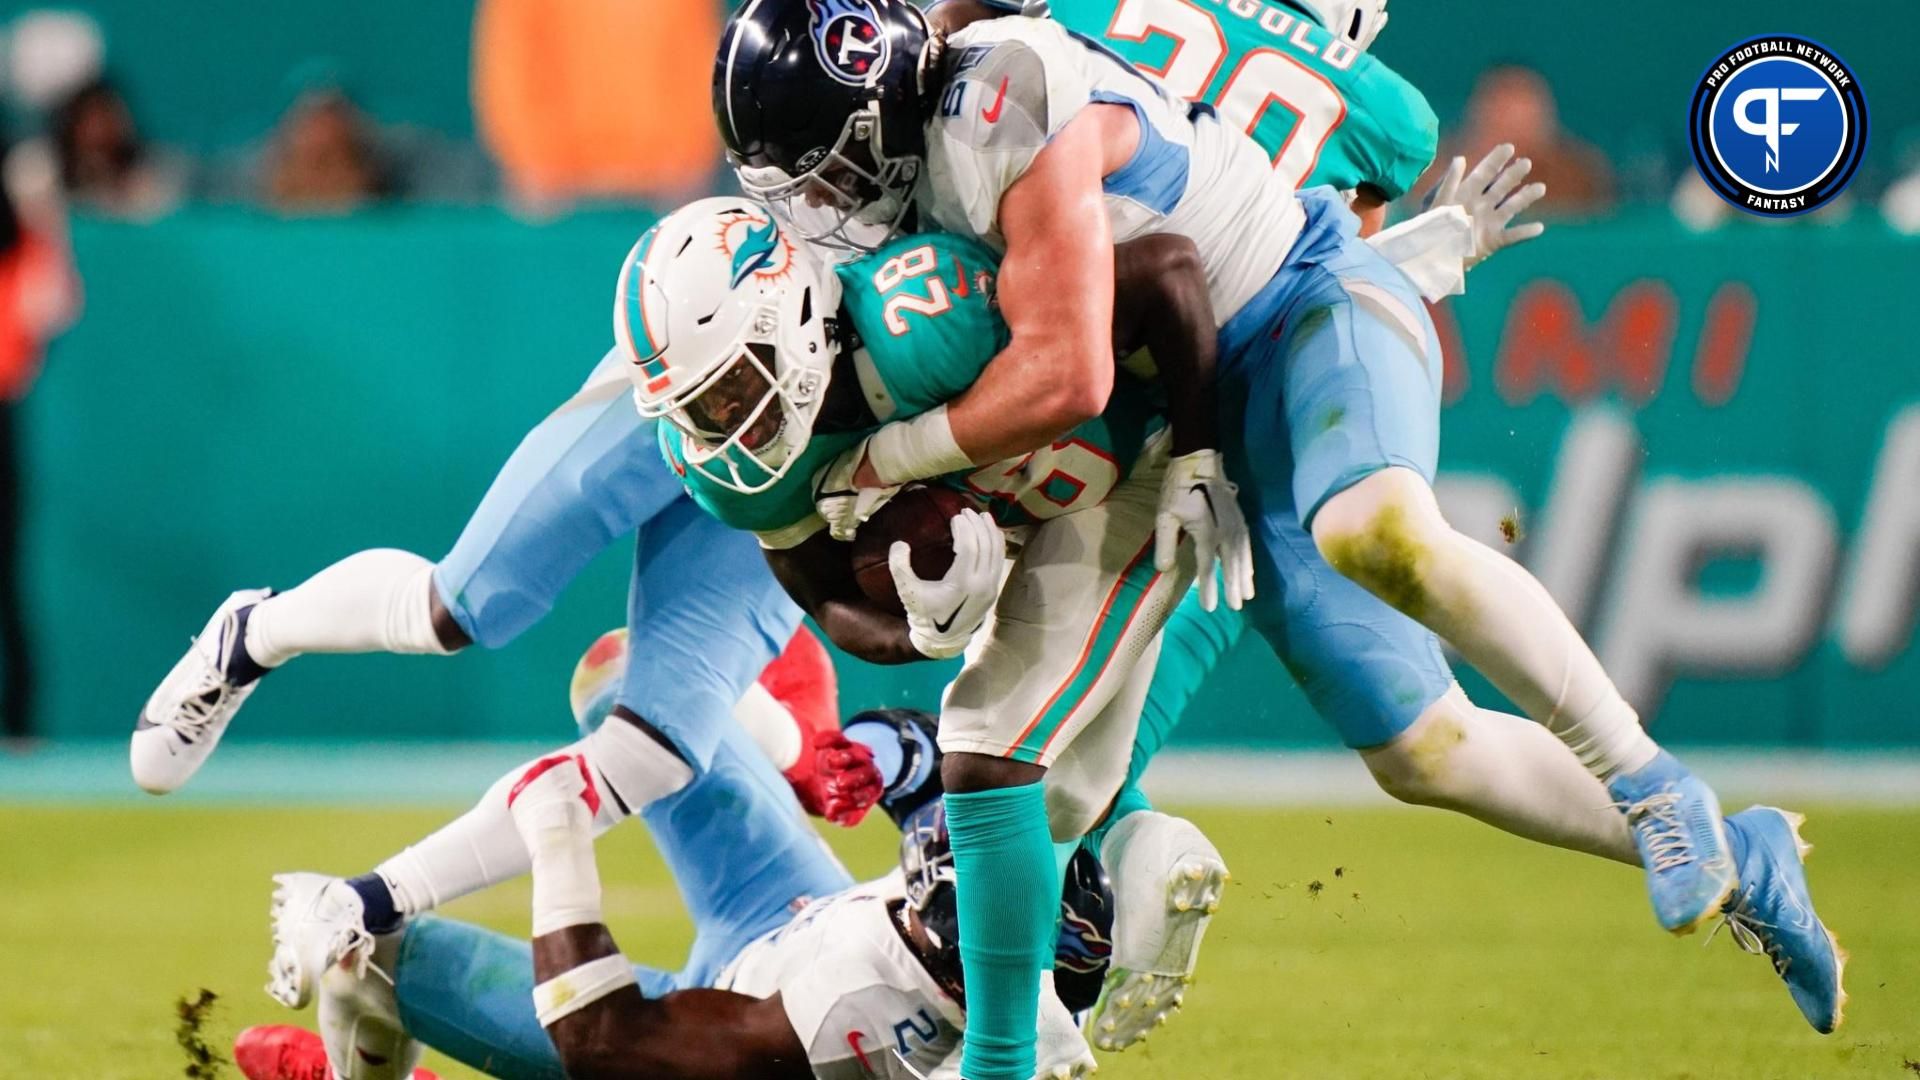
921, 16, 1303, 327
715, 869, 963, 1079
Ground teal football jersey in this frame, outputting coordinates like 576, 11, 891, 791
1044, 0, 1438, 198
665, 232, 1158, 546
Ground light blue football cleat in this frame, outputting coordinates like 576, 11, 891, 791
1718, 807, 1847, 1033
1607, 751, 1737, 935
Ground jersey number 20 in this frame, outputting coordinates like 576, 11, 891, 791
1106, 0, 1350, 189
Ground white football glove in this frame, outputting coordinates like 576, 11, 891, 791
888, 508, 1006, 660
813, 437, 902, 542
1154, 449, 1254, 612
1422, 143, 1548, 267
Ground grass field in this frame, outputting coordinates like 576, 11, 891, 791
6, 802, 1917, 1080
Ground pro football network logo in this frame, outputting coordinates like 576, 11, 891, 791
808, 0, 889, 86
1688, 35, 1867, 217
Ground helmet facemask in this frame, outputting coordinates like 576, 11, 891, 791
644, 299, 831, 495
739, 102, 921, 255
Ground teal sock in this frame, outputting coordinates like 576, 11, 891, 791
1128, 591, 1246, 783
946, 783, 1055, 1080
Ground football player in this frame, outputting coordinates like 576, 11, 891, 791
130, 294, 884, 830
250, 604, 1234, 1080
625, 196, 1237, 1054
713, 1, 1841, 1071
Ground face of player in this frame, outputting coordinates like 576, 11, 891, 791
684, 344, 786, 453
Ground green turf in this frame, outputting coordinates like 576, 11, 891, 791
4, 803, 1916, 1079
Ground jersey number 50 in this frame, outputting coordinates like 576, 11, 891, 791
1106, 0, 1350, 190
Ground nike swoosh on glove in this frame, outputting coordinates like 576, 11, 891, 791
889, 508, 1007, 660
813, 437, 902, 542
1154, 449, 1254, 611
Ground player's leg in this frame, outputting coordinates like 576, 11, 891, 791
1262, 198, 1733, 930
939, 440, 1196, 1080
333, 505, 804, 943
1044, 631, 1228, 1053
131, 349, 677, 794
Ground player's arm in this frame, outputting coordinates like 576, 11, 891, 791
1350, 185, 1390, 238
1110, 233, 1217, 457
762, 533, 923, 666
848, 104, 1136, 489
1108, 231, 1255, 611
511, 755, 811, 1080
534, 924, 808, 1080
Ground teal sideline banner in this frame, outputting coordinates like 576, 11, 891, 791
20, 209, 1920, 748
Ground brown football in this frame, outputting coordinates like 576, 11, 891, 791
850, 485, 983, 615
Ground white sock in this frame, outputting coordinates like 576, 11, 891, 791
732, 681, 802, 772
377, 720, 693, 915
244, 549, 453, 668
1318, 469, 1659, 780
1361, 688, 1639, 865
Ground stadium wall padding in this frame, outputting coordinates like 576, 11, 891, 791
21, 208, 1920, 747
50, 0, 1918, 191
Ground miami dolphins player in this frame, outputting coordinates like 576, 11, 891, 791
714, 1, 1842, 1071
626, 195, 1238, 1058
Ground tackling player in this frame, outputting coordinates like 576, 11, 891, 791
247, 603, 1236, 1079
713, 2, 1842, 1073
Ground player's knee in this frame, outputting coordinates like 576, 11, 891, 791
1361, 694, 1472, 808
941, 751, 1045, 796
1045, 783, 1113, 843
1312, 468, 1446, 619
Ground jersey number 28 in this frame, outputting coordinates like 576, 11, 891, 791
1106, 0, 1351, 189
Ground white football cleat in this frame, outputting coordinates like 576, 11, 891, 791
1087, 812, 1228, 1052
132, 588, 272, 794
268, 872, 375, 1010
316, 933, 420, 1080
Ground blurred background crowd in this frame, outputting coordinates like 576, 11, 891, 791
0, 0, 1913, 754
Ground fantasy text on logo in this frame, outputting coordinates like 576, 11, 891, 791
1688, 35, 1867, 217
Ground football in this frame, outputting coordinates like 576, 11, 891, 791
849, 485, 983, 614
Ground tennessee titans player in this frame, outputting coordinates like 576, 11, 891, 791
713, 2, 1842, 1073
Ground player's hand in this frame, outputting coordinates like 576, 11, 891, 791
814, 438, 902, 542
1154, 449, 1254, 612
784, 728, 883, 827
1422, 143, 1547, 267
504, 752, 601, 844
889, 508, 1006, 660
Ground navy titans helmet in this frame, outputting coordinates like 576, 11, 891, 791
714, 0, 933, 252
899, 801, 1118, 1012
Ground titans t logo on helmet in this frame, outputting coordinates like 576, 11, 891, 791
808, 0, 891, 85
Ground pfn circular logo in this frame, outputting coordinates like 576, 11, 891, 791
1689, 36, 1868, 217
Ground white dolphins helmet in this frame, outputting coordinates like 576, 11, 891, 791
616, 197, 842, 494
1292, 0, 1389, 51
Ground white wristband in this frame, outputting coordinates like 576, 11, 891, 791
864, 406, 973, 486
533, 953, 637, 1027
